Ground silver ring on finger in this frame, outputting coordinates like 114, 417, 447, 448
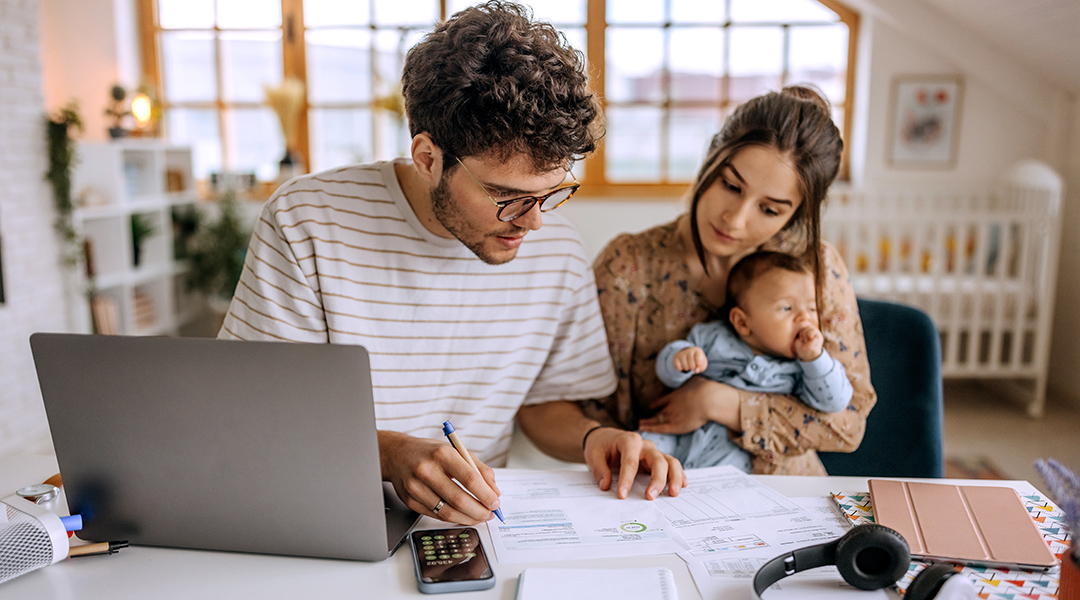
432, 499, 446, 515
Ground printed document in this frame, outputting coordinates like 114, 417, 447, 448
486, 469, 686, 564
671, 489, 884, 599
636, 466, 847, 558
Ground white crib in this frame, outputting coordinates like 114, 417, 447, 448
822, 161, 1063, 417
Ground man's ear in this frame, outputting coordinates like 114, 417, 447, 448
729, 306, 751, 338
410, 132, 442, 184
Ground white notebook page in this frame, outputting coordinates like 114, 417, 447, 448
516, 567, 678, 600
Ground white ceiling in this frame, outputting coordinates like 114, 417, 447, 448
917, 0, 1080, 95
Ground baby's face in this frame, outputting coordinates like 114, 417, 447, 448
733, 268, 817, 359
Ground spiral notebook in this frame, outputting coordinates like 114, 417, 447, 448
516, 567, 678, 600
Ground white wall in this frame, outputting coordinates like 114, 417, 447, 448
856, 22, 1048, 188
559, 199, 686, 259
0, 0, 70, 456
1048, 99, 1080, 403
39, 0, 140, 142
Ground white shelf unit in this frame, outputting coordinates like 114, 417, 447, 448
72, 141, 198, 336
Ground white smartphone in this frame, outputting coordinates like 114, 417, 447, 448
409, 527, 496, 594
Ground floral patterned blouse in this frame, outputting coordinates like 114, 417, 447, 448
585, 215, 877, 475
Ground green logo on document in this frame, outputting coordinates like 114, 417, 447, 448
620, 522, 647, 533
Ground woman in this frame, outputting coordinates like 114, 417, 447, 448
586, 86, 876, 475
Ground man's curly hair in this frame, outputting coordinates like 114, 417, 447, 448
401, 1, 601, 173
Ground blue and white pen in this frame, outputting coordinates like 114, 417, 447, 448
442, 420, 505, 523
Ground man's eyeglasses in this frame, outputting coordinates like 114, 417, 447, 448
454, 156, 579, 222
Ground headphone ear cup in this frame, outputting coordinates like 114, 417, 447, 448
905, 562, 960, 600
834, 524, 911, 591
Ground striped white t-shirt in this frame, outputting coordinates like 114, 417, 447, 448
219, 160, 617, 466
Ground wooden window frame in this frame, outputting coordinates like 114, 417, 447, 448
137, 0, 857, 198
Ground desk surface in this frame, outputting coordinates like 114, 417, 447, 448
0, 454, 1037, 600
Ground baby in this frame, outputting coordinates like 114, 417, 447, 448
644, 250, 853, 471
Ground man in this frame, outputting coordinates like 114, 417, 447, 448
220, 1, 685, 525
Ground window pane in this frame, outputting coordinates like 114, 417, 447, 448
670, 28, 725, 102
449, 0, 585, 24
671, 0, 725, 23
668, 108, 721, 180
561, 27, 587, 63
789, 24, 848, 104
729, 26, 783, 103
373, 110, 411, 160
161, 32, 217, 103
307, 29, 373, 103
374, 29, 416, 94
220, 31, 283, 103
607, 0, 664, 24
216, 0, 282, 29
225, 108, 283, 181
730, 0, 838, 23
606, 107, 662, 182
305, 0, 371, 27
158, 0, 214, 29
166, 109, 221, 180
310, 108, 373, 172
606, 28, 663, 103
529, 0, 587, 24
373, 0, 439, 26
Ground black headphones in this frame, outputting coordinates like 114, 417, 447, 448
752, 524, 971, 599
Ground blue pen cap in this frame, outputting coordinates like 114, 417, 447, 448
61, 514, 83, 532
442, 420, 455, 435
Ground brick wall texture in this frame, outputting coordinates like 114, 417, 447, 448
0, 0, 71, 457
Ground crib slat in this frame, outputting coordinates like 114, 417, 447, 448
987, 214, 1009, 371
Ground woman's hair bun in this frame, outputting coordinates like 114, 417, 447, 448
781, 84, 831, 114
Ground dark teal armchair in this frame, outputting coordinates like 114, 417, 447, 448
817, 298, 945, 478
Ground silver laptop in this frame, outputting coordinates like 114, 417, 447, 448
29, 333, 419, 561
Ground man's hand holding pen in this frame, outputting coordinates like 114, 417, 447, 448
379, 430, 502, 526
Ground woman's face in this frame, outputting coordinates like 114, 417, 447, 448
695, 145, 803, 260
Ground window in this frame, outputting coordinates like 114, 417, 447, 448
139, 0, 856, 193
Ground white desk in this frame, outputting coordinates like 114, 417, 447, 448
0, 454, 1037, 599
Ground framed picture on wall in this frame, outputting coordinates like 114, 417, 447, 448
888, 75, 963, 168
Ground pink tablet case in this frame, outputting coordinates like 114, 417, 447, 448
868, 479, 1058, 569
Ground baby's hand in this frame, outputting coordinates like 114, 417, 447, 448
794, 327, 824, 362
673, 347, 708, 374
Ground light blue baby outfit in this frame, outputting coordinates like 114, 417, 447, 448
644, 321, 853, 471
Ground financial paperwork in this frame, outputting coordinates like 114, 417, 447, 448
486, 469, 686, 564
635, 466, 848, 558
674, 494, 886, 599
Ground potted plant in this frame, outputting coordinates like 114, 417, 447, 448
130, 213, 156, 267
185, 190, 250, 307
105, 84, 129, 138
45, 101, 83, 265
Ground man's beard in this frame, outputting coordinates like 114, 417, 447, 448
430, 173, 526, 266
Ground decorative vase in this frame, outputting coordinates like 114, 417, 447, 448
277, 150, 303, 185
1062, 546, 1080, 600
